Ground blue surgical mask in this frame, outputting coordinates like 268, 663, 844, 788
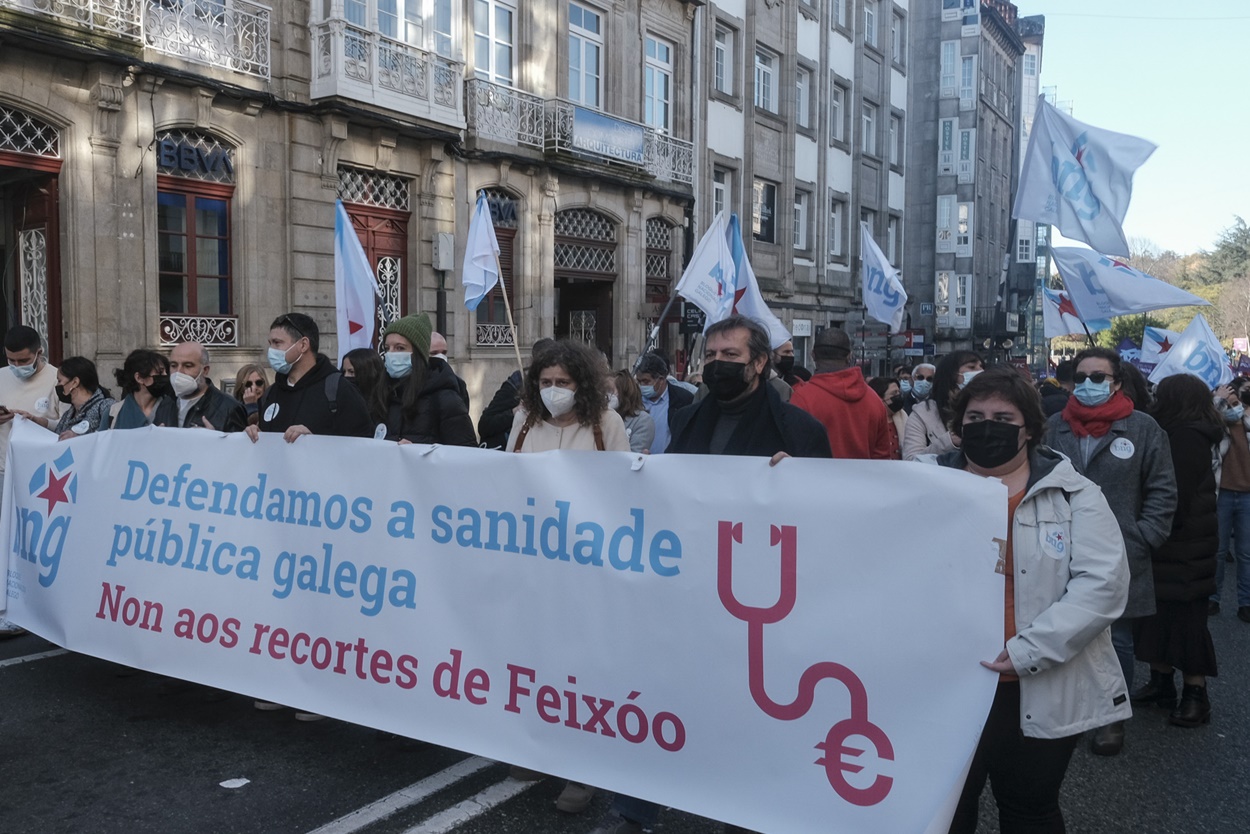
912, 379, 933, 398
899, 380, 912, 394
1074, 379, 1112, 407
385, 351, 413, 379
268, 345, 294, 375
640, 384, 657, 400
10, 361, 37, 381
1225, 404, 1246, 423
959, 370, 982, 389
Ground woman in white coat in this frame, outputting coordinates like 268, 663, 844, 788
902, 350, 983, 460
936, 368, 1130, 834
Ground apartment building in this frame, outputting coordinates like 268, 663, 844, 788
903, 0, 1031, 359
699, 0, 908, 372
0, 0, 697, 397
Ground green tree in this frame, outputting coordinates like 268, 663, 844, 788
1095, 314, 1167, 349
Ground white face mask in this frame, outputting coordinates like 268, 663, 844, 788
541, 386, 576, 418
607, 393, 620, 411
170, 370, 202, 399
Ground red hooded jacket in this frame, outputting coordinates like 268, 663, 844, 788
789, 367, 895, 460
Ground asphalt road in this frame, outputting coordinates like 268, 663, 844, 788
3, 581, 1248, 834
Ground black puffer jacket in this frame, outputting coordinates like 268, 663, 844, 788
1151, 421, 1221, 601
154, 382, 247, 432
385, 359, 477, 446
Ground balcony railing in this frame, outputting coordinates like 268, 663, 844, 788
159, 314, 238, 346
475, 322, 515, 348
145, 0, 270, 79
0, 0, 142, 40
465, 77, 544, 150
311, 19, 464, 128
543, 98, 694, 186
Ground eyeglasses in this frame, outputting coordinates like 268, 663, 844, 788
914, 374, 933, 381
1074, 371, 1111, 384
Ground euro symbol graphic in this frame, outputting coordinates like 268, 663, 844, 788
717, 521, 894, 806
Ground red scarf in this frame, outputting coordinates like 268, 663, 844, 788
1062, 390, 1134, 438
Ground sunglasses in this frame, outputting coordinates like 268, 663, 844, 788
914, 374, 932, 381
1074, 371, 1111, 384
275, 315, 305, 340
243, 380, 265, 389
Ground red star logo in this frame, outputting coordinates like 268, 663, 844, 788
1108, 258, 1130, 270
1057, 294, 1081, 319
1075, 145, 1086, 166
731, 287, 746, 313
38, 470, 71, 514
1158, 337, 1172, 353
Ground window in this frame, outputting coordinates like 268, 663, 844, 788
713, 24, 734, 94
752, 179, 777, 243
645, 35, 673, 132
754, 48, 777, 113
960, 55, 976, 106
956, 202, 973, 257
940, 41, 957, 97
829, 80, 846, 142
158, 184, 232, 316
954, 273, 971, 326
864, 0, 877, 48
891, 12, 905, 63
833, 0, 847, 29
1023, 53, 1037, 76
935, 271, 970, 328
828, 197, 845, 259
1017, 235, 1033, 263
887, 216, 900, 264
713, 167, 731, 218
861, 208, 877, 237
569, 2, 603, 108
936, 194, 955, 253
794, 191, 809, 250
366, 0, 452, 54
796, 67, 811, 128
862, 102, 878, 155
475, 190, 519, 340
430, 0, 452, 55
889, 114, 902, 166
958, 127, 976, 182
473, 0, 515, 86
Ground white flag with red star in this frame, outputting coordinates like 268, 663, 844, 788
334, 200, 379, 363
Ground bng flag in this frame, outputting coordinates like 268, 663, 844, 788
1148, 313, 1232, 389
334, 200, 379, 364
1041, 287, 1109, 339
1053, 247, 1209, 321
859, 222, 907, 332
675, 212, 736, 324
1013, 97, 1156, 257
727, 214, 791, 349
1140, 326, 1181, 367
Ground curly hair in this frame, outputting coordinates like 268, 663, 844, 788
519, 339, 609, 429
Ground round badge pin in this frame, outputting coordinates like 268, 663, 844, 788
264, 403, 280, 422
373, 423, 388, 440
1110, 438, 1135, 459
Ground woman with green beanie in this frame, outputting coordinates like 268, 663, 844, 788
381, 313, 477, 446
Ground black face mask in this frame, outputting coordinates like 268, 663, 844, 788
146, 376, 173, 398
961, 420, 1025, 470
54, 383, 73, 404
775, 355, 795, 375
887, 396, 905, 413
703, 360, 752, 401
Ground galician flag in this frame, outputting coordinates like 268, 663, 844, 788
1013, 96, 1156, 257
334, 200, 379, 364
1053, 247, 1209, 322
859, 221, 907, 333
726, 214, 791, 349
1040, 287, 1109, 339
462, 191, 501, 311
675, 212, 736, 324
1147, 314, 1232, 389
1140, 325, 1182, 367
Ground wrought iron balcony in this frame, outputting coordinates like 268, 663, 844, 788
311, 19, 464, 128
0, 0, 142, 40
144, 0, 270, 79
159, 314, 238, 346
465, 77, 544, 150
475, 322, 515, 348
543, 98, 693, 187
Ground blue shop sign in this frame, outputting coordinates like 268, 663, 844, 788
571, 107, 646, 166
156, 135, 235, 182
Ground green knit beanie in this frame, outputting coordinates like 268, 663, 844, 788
383, 313, 433, 360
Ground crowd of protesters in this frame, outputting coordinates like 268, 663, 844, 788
0, 311, 1239, 834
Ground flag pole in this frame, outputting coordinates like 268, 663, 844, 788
493, 252, 526, 380
634, 293, 682, 373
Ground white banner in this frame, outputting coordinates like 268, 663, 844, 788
2, 422, 1006, 833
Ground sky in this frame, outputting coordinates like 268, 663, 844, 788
1027, 0, 1250, 256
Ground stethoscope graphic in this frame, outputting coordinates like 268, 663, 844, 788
717, 521, 894, 807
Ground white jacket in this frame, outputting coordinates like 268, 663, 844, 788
902, 399, 953, 460
935, 446, 1132, 738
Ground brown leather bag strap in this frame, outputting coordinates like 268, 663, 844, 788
593, 420, 605, 452
511, 419, 533, 452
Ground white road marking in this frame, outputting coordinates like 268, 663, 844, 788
400, 778, 541, 834
0, 648, 68, 668
306, 756, 496, 834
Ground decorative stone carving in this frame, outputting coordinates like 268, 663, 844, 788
374, 128, 398, 172
194, 88, 216, 130
320, 114, 349, 188
88, 68, 125, 156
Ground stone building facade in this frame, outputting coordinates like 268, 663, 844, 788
0, 0, 696, 413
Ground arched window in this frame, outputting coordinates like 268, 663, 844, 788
338, 166, 412, 335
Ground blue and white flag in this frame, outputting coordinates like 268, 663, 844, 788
1040, 287, 1109, 339
462, 191, 501, 311
1053, 247, 1209, 322
1013, 97, 1156, 257
726, 214, 791, 349
860, 222, 907, 332
1147, 314, 1232, 389
675, 212, 736, 324
334, 200, 379, 364
1140, 325, 1181, 368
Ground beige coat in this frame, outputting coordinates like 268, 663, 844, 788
508, 408, 630, 453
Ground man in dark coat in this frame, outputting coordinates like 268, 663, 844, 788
635, 352, 694, 454
155, 341, 247, 432
1039, 359, 1074, 417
